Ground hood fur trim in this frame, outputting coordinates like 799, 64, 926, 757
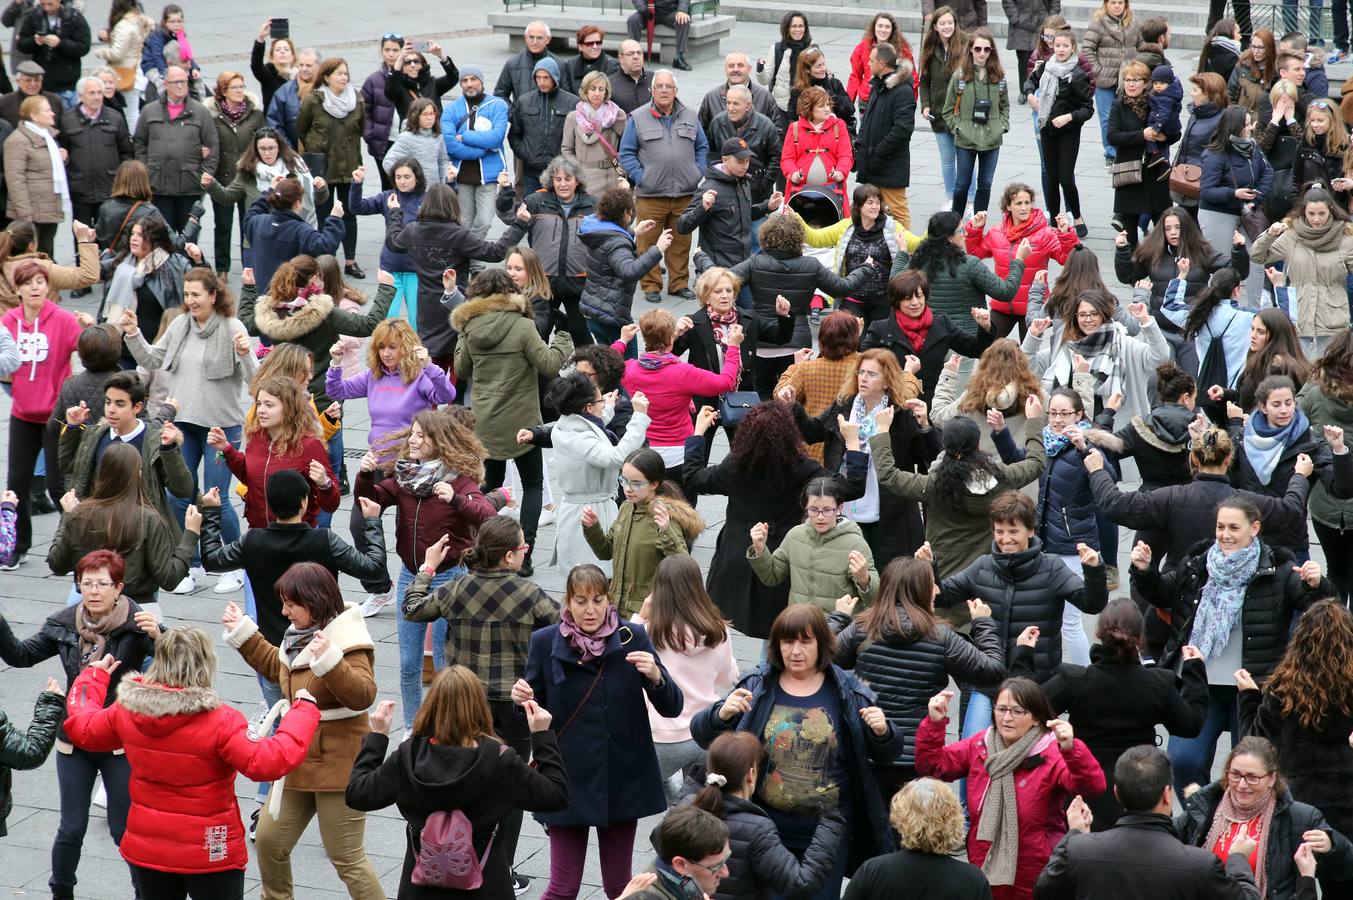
885, 60, 914, 90
254, 293, 335, 341
204, 91, 263, 115
450, 292, 529, 331
1131, 415, 1187, 453
117, 676, 222, 717
1084, 427, 1125, 454
284, 603, 374, 670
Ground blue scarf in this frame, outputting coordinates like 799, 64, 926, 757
850, 392, 891, 449
581, 411, 618, 445
1190, 540, 1262, 661
1243, 408, 1310, 486
1042, 420, 1090, 457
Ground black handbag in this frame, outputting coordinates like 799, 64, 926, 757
718, 391, 760, 427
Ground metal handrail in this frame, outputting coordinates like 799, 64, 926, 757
1233, 2, 1333, 42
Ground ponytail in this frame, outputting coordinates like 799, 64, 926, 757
265, 255, 320, 303
1182, 268, 1241, 340
691, 732, 763, 819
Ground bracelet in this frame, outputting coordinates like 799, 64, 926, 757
419, 565, 436, 576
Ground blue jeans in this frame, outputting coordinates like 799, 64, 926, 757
1032, 110, 1044, 166
317, 430, 343, 529
1095, 87, 1117, 159
1169, 684, 1239, 798
953, 146, 1000, 215
389, 271, 419, 323
749, 216, 765, 255
396, 563, 457, 730
175, 422, 242, 564
957, 690, 993, 810
254, 675, 284, 800
587, 318, 637, 359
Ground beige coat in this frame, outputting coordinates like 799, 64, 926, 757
0, 246, 99, 313
1082, 13, 1142, 89
561, 107, 627, 197
95, 12, 153, 69
1252, 224, 1353, 338
4, 125, 64, 224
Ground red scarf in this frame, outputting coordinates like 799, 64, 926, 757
895, 306, 933, 350
1003, 208, 1048, 244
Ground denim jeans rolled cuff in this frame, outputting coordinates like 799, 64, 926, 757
175, 423, 243, 560
396, 563, 459, 729
1095, 87, 1117, 158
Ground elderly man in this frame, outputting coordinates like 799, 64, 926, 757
705, 85, 779, 206
627, 0, 692, 71
619, 69, 706, 304
15, 0, 90, 107
509, 58, 579, 195
856, 43, 915, 228
134, 65, 217, 230
495, 21, 562, 105
60, 75, 131, 269
698, 52, 778, 128
267, 47, 320, 147
610, 39, 653, 113
0, 59, 61, 128
445, 66, 510, 240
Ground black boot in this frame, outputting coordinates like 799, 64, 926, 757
673, 55, 692, 71
339, 463, 350, 496
29, 477, 57, 515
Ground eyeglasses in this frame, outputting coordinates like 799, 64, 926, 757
1076, 311, 1104, 320
1124, 77, 1146, 83
617, 476, 650, 491
689, 854, 732, 876
582, 39, 603, 47
805, 506, 838, 518
1227, 769, 1271, 786
512, 543, 531, 553
79, 580, 116, 590
993, 705, 1029, 719
1047, 409, 1081, 419
382, 32, 404, 42
856, 369, 883, 380
1042, 33, 1056, 41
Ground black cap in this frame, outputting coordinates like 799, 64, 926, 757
720, 137, 753, 160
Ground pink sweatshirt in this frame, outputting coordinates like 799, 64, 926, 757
615, 342, 740, 446
633, 616, 740, 743
2, 301, 82, 424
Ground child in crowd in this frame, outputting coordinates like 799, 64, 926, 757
1146, 65, 1184, 173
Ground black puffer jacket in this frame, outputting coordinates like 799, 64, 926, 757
509, 86, 581, 177
730, 250, 873, 350
1092, 402, 1193, 491
577, 217, 663, 327
860, 311, 998, 406
0, 688, 62, 837
496, 186, 593, 279
676, 164, 773, 268
856, 65, 916, 189
936, 537, 1109, 682
1178, 782, 1353, 900
1131, 539, 1332, 682
1114, 240, 1250, 309
830, 609, 1005, 768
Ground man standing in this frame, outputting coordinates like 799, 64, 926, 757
15, 0, 89, 109
856, 43, 916, 228
0, 59, 62, 129
360, 34, 403, 191
134, 64, 217, 231
627, 0, 693, 71
705, 85, 780, 212
495, 21, 561, 106
619, 69, 706, 304
509, 59, 579, 195
677, 137, 783, 270
444, 66, 509, 242
1034, 746, 1262, 899
698, 52, 779, 128
60, 75, 131, 281
267, 48, 320, 147
610, 40, 653, 114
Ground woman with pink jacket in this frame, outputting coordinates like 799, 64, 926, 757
613, 308, 743, 496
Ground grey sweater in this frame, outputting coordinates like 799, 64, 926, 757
382, 128, 450, 186
125, 314, 258, 426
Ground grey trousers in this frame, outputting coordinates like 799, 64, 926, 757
627, 12, 690, 56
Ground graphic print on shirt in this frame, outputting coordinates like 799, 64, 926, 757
759, 702, 840, 813
16, 328, 49, 364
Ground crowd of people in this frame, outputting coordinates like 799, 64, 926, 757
7, 1, 1353, 899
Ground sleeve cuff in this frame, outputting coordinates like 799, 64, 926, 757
224, 615, 259, 649
309, 639, 344, 677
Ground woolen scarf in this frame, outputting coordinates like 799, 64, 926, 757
394, 458, 453, 498
319, 84, 357, 119
219, 98, 250, 126
1190, 539, 1261, 661
1037, 55, 1078, 118
161, 312, 239, 380
1202, 787, 1277, 898
281, 622, 321, 661
850, 391, 892, 446
560, 605, 619, 663
708, 306, 739, 350
1291, 216, 1348, 254
1057, 323, 1121, 398
574, 98, 620, 133
23, 120, 67, 199
77, 595, 131, 668
1003, 208, 1048, 244
1243, 408, 1310, 486
895, 305, 933, 350
1123, 89, 1148, 122
580, 411, 618, 445
976, 724, 1045, 886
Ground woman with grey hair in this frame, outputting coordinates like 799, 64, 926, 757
563, 70, 629, 198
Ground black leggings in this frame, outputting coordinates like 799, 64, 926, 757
1015, 50, 1032, 88
131, 866, 244, 900
1314, 520, 1353, 604
314, 186, 359, 259
1040, 125, 1083, 219
483, 446, 544, 565
7, 414, 61, 556
988, 309, 1028, 341
211, 197, 246, 273
754, 355, 795, 401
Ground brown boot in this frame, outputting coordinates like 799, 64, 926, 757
421, 653, 435, 686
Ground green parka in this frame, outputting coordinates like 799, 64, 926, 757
942, 72, 1010, 152
583, 497, 705, 619
58, 419, 195, 537
747, 517, 879, 612
48, 506, 197, 606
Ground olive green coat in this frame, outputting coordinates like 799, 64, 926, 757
747, 517, 879, 612
452, 292, 573, 459
296, 92, 365, 184
583, 498, 704, 619
942, 72, 1010, 152
48, 506, 197, 605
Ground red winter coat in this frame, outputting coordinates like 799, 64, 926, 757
781, 115, 855, 216
222, 432, 339, 529
64, 667, 319, 874
914, 714, 1105, 900
354, 469, 496, 572
847, 38, 919, 104
965, 209, 1079, 316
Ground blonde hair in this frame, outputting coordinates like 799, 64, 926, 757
379, 408, 486, 483
839, 348, 911, 404
507, 247, 553, 302
145, 626, 217, 689
247, 375, 321, 455
367, 319, 424, 384
959, 339, 1044, 414
252, 342, 313, 390
1270, 79, 1299, 106
694, 267, 742, 307
1093, 0, 1133, 27
412, 665, 498, 747
1305, 102, 1351, 156
890, 778, 966, 854
579, 69, 612, 101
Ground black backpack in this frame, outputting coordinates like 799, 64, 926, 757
1196, 314, 1235, 394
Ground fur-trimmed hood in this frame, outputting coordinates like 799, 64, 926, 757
1083, 426, 1125, 454
1131, 402, 1193, 452
657, 497, 705, 544
254, 292, 336, 341
450, 291, 532, 348
883, 60, 914, 91
116, 676, 222, 735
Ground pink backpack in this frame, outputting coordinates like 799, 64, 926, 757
410, 810, 498, 889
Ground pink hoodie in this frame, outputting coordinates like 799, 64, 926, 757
614, 341, 740, 446
2, 300, 82, 424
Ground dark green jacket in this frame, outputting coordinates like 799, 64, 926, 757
296, 91, 365, 184
0, 690, 63, 837
1298, 381, 1353, 530
48, 506, 197, 606
942, 72, 1010, 151
891, 250, 1025, 334
58, 419, 195, 536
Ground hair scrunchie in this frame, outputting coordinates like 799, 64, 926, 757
705, 773, 728, 787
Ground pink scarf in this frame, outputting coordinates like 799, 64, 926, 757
709, 307, 738, 349
574, 99, 620, 133
559, 605, 619, 663
175, 30, 194, 64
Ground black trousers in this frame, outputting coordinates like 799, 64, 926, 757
754, 355, 794, 401
315, 185, 359, 259
490, 698, 533, 872
211, 197, 246, 273
989, 308, 1028, 341
1015, 50, 1032, 86
1314, 520, 1353, 604
7, 415, 61, 556
550, 274, 593, 347
483, 447, 544, 565
71, 200, 100, 256
131, 866, 243, 900
1040, 125, 1083, 218
33, 221, 58, 258
1210, 0, 1252, 38
154, 194, 201, 233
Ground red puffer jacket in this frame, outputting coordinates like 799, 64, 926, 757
847, 37, 919, 104
64, 667, 319, 874
965, 209, 1079, 317
914, 714, 1105, 900
354, 469, 496, 572
781, 115, 855, 215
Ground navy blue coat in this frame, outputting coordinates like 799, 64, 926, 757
995, 426, 1120, 556
243, 193, 346, 293
690, 663, 904, 875
524, 620, 682, 827
1199, 145, 1275, 215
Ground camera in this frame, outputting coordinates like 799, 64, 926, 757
972, 97, 992, 125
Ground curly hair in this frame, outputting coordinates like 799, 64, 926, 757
928, 417, 1007, 508
1312, 329, 1353, 402
1265, 599, 1353, 730
568, 343, 626, 391
891, 778, 965, 855
727, 402, 806, 490
958, 339, 1042, 414
908, 211, 965, 278
759, 214, 804, 254
247, 375, 321, 456
378, 408, 486, 483
367, 318, 425, 384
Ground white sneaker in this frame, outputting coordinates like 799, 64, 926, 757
0, 554, 22, 571
360, 588, 396, 618
93, 780, 107, 808
538, 505, 556, 528
213, 570, 245, 593
170, 573, 198, 594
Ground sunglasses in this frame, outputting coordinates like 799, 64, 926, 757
382, 32, 403, 42
972, 46, 992, 53
582, 39, 603, 47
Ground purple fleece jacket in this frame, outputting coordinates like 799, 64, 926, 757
325, 363, 456, 448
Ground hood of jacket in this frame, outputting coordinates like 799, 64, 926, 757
254, 292, 335, 341
639, 496, 706, 543
1135, 402, 1194, 451
1300, 378, 1353, 421
398, 735, 507, 809
578, 214, 633, 245
702, 163, 746, 187
450, 292, 532, 347
115, 676, 223, 737
880, 61, 914, 91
